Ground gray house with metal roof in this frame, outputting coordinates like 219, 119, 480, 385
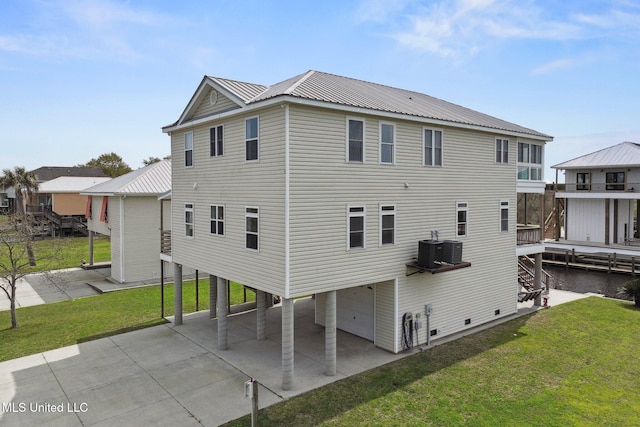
81, 160, 174, 283
553, 141, 640, 245
162, 70, 552, 390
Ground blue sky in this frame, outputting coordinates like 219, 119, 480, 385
1, 0, 639, 182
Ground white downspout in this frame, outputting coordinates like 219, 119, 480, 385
120, 195, 125, 283
284, 103, 290, 299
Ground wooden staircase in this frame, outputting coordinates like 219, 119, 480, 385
518, 256, 551, 302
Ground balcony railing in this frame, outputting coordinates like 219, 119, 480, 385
517, 225, 542, 245
562, 182, 640, 193
160, 230, 171, 254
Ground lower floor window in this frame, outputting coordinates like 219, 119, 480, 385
185, 203, 194, 237
245, 207, 259, 250
210, 205, 224, 236
500, 201, 509, 232
380, 205, 395, 245
456, 202, 468, 237
348, 206, 365, 249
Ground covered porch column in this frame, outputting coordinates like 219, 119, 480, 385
282, 297, 294, 390
173, 263, 183, 325
325, 290, 337, 376
209, 274, 217, 319
534, 253, 543, 306
256, 290, 266, 340
87, 230, 94, 266
217, 277, 228, 351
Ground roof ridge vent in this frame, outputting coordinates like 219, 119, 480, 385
284, 70, 315, 95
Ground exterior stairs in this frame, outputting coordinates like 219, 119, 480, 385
518, 256, 551, 302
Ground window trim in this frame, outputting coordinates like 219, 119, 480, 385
185, 202, 194, 238
517, 142, 543, 181
495, 138, 509, 164
210, 204, 225, 236
423, 127, 443, 166
210, 125, 224, 157
245, 116, 259, 162
606, 171, 625, 191
184, 131, 194, 167
576, 172, 591, 191
500, 200, 509, 233
347, 205, 366, 250
456, 201, 468, 238
245, 206, 259, 251
379, 204, 396, 246
379, 122, 395, 165
346, 117, 365, 163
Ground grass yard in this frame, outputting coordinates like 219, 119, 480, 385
0, 279, 254, 361
225, 297, 640, 427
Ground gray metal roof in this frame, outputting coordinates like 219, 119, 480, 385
81, 160, 171, 196
552, 141, 640, 169
39, 176, 111, 193
212, 70, 551, 139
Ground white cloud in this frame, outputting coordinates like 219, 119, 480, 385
531, 58, 576, 75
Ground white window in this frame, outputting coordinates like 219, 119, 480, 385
496, 138, 509, 163
380, 123, 395, 164
210, 125, 224, 157
518, 142, 543, 181
185, 203, 194, 237
500, 201, 509, 232
184, 132, 193, 167
210, 204, 224, 236
246, 117, 259, 161
245, 207, 259, 250
347, 206, 365, 249
424, 128, 443, 166
456, 202, 468, 237
347, 118, 365, 162
380, 205, 396, 246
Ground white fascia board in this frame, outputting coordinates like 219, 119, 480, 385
163, 95, 553, 142
556, 191, 640, 200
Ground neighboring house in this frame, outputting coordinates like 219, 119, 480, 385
82, 160, 176, 283
162, 70, 552, 390
36, 176, 111, 216
552, 141, 640, 245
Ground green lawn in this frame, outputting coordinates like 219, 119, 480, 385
225, 297, 640, 427
0, 279, 254, 361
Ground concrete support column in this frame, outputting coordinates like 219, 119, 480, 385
173, 263, 183, 325
256, 290, 266, 340
325, 290, 337, 376
217, 277, 228, 351
209, 275, 217, 319
534, 253, 543, 306
88, 230, 94, 265
281, 297, 294, 391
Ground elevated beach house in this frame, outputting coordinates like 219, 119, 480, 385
162, 70, 552, 390
552, 141, 640, 245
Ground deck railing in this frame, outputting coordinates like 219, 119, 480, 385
160, 230, 171, 254
517, 225, 542, 245
562, 182, 640, 192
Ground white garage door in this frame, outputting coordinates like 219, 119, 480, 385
336, 285, 375, 341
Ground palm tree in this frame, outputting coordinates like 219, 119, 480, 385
0, 166, 38, 215
0, 167, 39, 265
619, 279, 640, 307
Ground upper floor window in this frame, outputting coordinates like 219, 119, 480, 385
210, 204, 224, 236
210, 125, 224, 157
246, 117, 259, 161
347, 206, 365, 249
184, 132, 193, 167
577, 172, 590, 191
456, 202, 468, 237
185, 203, 194, 237
500, 201, 509, 232
496, 138, 509, 163
380, 205, 396, 245
424, 128, 443, 166
606, 172, 625, 191
347, 119, 364, 162
245, 207, 259, 250
517, 142, 542, 180
380, 123, 394, 164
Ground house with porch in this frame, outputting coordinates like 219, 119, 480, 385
162, 70, 552, 390
552, 141, 640, 246
81, 160, 178, 283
